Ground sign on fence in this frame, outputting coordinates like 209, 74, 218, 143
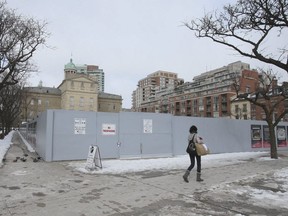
74, 118, 86, 135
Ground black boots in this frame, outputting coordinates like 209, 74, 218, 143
196, 172, 204, 182
183, 170, 190, 183
183, 171, 204, 182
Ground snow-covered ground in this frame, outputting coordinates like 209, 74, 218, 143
0, 131, 14, 166
0, 131, 33, 167
1, 131, 288, 212
69, 151, 270, 174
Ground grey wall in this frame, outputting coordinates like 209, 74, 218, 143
173, 117, 264, 154
51, 110, 97, 160
119, 112, 173, 159
21, 110, 288, 162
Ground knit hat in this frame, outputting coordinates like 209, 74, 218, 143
189, 125, 198, 133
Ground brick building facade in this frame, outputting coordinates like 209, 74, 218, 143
132, 61, 287, 121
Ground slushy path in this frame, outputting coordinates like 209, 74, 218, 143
1, 133, 288, 216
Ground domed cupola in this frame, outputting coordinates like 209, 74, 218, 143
64, 58, 77, 71
64, 58, 77, 79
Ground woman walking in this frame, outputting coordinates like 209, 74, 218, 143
183, 125, 204, 183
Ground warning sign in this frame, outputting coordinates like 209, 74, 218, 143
102, 123, 116, 135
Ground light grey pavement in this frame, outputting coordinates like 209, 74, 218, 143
1, 133, 288, 216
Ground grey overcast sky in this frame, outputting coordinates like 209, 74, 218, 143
6, 0, 288, 108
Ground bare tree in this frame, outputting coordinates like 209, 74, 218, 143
185, 0, 288, 73
233, 69, 287, 158
0, 84, 22, 136
185, 0, 288, 159
0, 1, 49, 91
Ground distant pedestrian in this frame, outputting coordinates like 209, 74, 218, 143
183, 125, 204, 183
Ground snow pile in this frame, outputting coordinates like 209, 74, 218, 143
0, 131, 14, 166
68, 151, 268, 174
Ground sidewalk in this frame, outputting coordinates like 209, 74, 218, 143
0, 133, 288, 216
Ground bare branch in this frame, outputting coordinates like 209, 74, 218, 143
185, 0, 288, 73
0, 2, 49, 91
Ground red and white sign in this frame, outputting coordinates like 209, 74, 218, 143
102, 124, 116, 135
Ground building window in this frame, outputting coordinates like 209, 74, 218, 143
243, 104, 247, 112
193, 99, 198, 115
213, 96, 219, 111
246, 86, 250, 93
89, 98, 94, 109
79, 97, 84, 107
235, 105, 239, 113
38, 99, 41, 105
30, 99, 34, 105
199, 98, 203, 106
221, 94, 227, 102
71, 81, 74, 89
45, 100, 49, 108
81, 82, 84, 90
69, 96, 74, 108
90, 83, 94, 89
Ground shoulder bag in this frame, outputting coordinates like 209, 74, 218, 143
186, 134, 196, 154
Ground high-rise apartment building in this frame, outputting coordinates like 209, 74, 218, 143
132, 70, 184, 112
64, 59, 105, 92
175, 61, 251, 117
133, 61, 262, 118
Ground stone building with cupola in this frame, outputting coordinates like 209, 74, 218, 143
21, 59, 122, 122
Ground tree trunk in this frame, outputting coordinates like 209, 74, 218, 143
268, 121, 278, 159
